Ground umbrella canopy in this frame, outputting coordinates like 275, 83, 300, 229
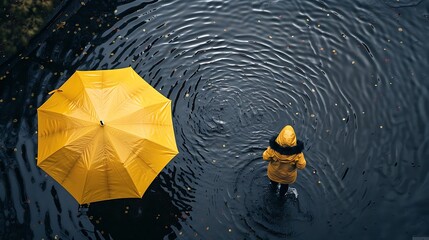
37, 67, 178, 204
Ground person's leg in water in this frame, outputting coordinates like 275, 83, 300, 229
270, 180, 289, 196
270, 180, 279, 192
279, 184, 289, 196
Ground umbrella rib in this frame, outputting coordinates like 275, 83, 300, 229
38, 126, 97, 162
107, 126, 160, 175
103, 131, 141, 196
110, 122, 172, 127
107, 92, 169, 123
108, 125, 177, 153
78, 130, 114, 204
80, 169, 89, 204
38, 111, 96, 137
39, 125, 95, 138
111, 103, 169, 124
129, 146, 158, 175
106, 127, 161, 175
102, 139, 111, 199
39, 128, 98, 204
59, 148, 88, 185
100, 70, 112, 199
38, 109, 96, 124
120, 144, 158, 197
43, 75, 99, 121
78, 129, 113, 204
75, 72, 101, 120
123, 152, 154, 198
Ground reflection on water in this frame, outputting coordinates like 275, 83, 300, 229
86, 175, 186, 240
1, 0, 429, 239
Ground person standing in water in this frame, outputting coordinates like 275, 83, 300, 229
263, 125, 306, 197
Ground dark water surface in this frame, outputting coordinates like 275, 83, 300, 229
1, 0, 429, 239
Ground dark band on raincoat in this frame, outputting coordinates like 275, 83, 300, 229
269, 135, 304, 155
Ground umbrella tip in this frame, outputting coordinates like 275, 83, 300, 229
100, 120, 104, 126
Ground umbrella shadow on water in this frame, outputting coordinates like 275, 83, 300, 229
83, 177, 183, 240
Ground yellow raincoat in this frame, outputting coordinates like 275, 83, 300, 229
263, 125, 306, 184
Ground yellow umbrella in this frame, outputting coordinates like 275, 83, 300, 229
37, 67, 178, 204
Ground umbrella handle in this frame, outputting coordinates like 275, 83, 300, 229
48, 89, 63, 95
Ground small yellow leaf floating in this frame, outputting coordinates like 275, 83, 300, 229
56, 21, 66, 29
48, 89, 63, 95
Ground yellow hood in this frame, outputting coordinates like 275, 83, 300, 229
275, 125, 297, 147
